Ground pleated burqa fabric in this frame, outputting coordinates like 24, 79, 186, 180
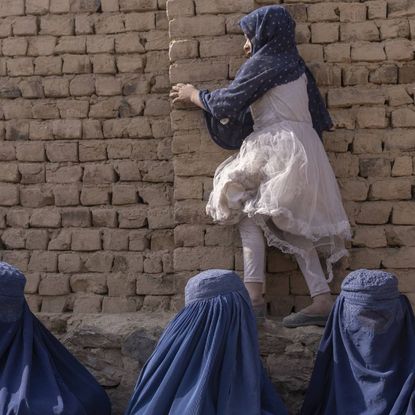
0, 262, 112, 415
301, 269, 415, 415
125, 269, 287, 415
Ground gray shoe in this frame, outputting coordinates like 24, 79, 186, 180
282, 311, 328, 328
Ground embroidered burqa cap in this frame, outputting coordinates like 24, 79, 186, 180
125, 269, 288, 415
301, 269, 415, 415
0, 261, 112, 415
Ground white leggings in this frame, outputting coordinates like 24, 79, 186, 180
239, 216, 330, 298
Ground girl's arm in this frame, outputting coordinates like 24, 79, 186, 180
170, 83, 205, 110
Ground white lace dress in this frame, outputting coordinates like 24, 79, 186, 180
206, 73, 351, 281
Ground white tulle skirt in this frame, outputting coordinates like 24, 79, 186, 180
206, 120, 352, 281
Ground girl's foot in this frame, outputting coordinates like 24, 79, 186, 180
282, 293, 334, 328
282, 312, 328, 328
299, 292, 333, 316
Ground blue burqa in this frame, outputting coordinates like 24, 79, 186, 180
301, 269, 415, 415
125, 269, 288, 415
0, 262, 111, 415
200, 5, 333, 150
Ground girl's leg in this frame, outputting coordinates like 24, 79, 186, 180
294, 249, 333, 316
239, 216, 266, 307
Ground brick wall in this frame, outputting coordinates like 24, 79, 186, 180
0, 0, 414, 315
0, 0, 174, 313
168, 0, 415, 314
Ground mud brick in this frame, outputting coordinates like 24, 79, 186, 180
40, 16, 74, 36
42, 78, 68, 98
393, 202, 415, 225
129, 229, 150, 251
80, 185, 111, 205
84, 252, 113, 272
39, 274, 70, 295
367, 0, 387, 19
75, 15, 94, 35
0, 142, 16, 161
170, 15, 225, 37
392, 156, 413, 176
46, 165, 83, 183
0, 163, 19, 183
174, 224, 204, 247
169, 39, 198, 61
53, 184, 79, 206
20, 186, 54, 208
48, 229, 72, 250
351, 42, 386, 61
0, 184, 19, 206
107, 273, 136, 296
307, 3, 339, 22
62, 55, 91, 74
52, 119, 82, 139
353, 226, 387, 248
91, 208, 118, 228
82, 120, 103, 139
32, 101, 60, 119
6, 209, 30, 228
118, 206, 148, 228
112, 184, 138, 205
61, 207, 91, 227
95, 76, 122, 96
385, 39, 414, 61
70, 74, 95, 96
55, 36, 86, 54
6, 120, 30, 141
71, 229, 101, 251
95, 15, 125, 34
3, 37, 28, 56
340, 22, 379, 42
137, 273, 175, 295
25, 273, 41, 294
19, 163, 45, 184
58, 253, 83, 273
7, 58, 34, 76
26, 0, 50, 15
83, 164, 116, 184
1, 228, 26, 249
125, 13, 155, 32
46, 142, 78, 162
359, 158, 391, 177
102, 229, 129, 251
79, 142, 107, 162
73, 293, 102, 313
115, 33, 145, 54
370, 179, 412, 200
28, 251, 58, 272
30, 208, 61, 228
28, 36, 56, 56
19, 79, 43, 98
0, 0, 24, 17
41, 296, 67, 312
70, 274, 107, 294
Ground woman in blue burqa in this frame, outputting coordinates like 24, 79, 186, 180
171, 5, 351, 328
302, 269, 415, 415
125, 269, 288, 414
0, 261, 111, 415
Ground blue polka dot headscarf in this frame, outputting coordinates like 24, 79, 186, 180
200, 6, 333, 139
